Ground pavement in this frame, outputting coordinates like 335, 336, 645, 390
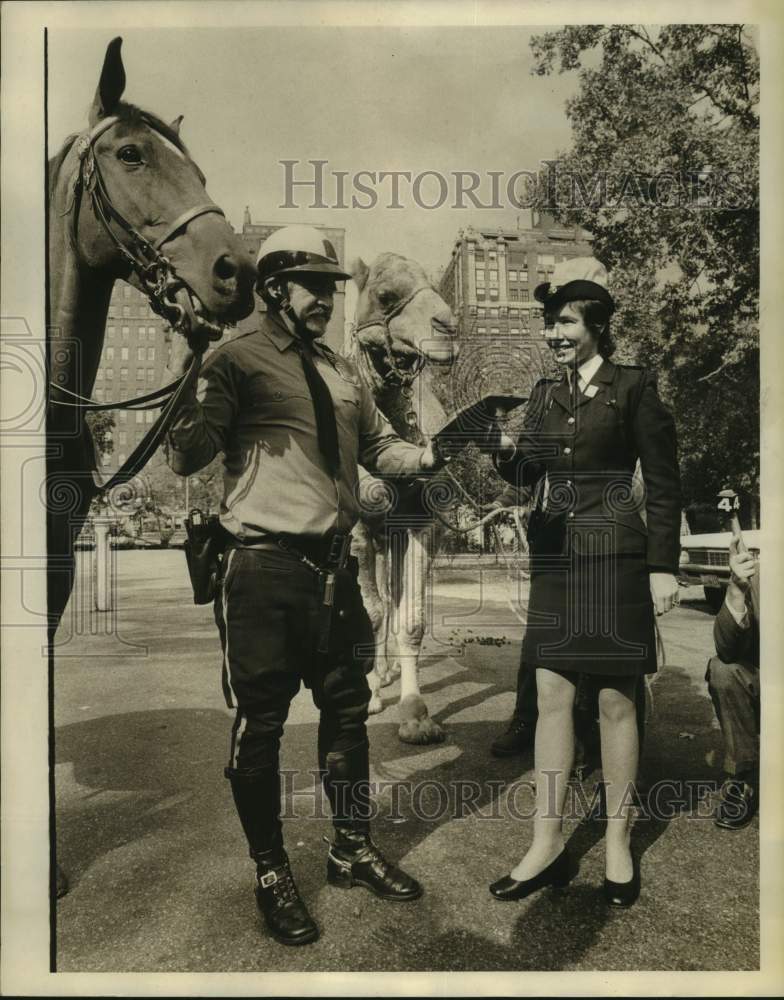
54, 551, 759, 972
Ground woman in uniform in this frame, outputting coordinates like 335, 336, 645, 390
489, 258, 681, 906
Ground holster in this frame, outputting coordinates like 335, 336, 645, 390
316, 533, 353, 656
183, 509, 228, 605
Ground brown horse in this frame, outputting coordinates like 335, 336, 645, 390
345, 253, 460, 744
47, 38, 255, 638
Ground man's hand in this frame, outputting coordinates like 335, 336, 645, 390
728, 535, 757, 591
650, 572, 679, 615
165, 329, 211, 380
420, 439, 448, 471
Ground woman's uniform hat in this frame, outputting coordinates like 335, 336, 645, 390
534, 257, 616, 314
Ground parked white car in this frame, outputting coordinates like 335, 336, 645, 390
678, 529, 760, 613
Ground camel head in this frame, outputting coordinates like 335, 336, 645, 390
350, 253, 458, 371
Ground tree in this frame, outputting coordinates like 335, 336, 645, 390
84, 411, 115, 455
529, 25, 759, 526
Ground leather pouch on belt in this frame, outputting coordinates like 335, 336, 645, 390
316, 554, 364, 658
183, 509, 228, 605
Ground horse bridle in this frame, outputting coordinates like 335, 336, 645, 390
68, 114, 225, 334
352, 285, 430, 395
49, 114, 221, 492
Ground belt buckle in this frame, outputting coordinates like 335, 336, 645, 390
258, 870, 278, 889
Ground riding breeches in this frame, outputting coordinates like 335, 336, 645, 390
214, 546, 373, 776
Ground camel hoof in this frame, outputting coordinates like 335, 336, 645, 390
368, 693, 384, 715
397, 695, 445, 745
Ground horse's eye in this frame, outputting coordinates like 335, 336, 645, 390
117, 146, 143, 165
378, 290, 396, 308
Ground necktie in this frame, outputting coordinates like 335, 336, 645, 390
295, 341, 341, 477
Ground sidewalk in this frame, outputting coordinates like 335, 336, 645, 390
54, 551, 758, 972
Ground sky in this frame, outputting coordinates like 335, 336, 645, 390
48, 26, 580, 280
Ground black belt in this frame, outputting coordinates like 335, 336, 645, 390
232, 532, 351, 571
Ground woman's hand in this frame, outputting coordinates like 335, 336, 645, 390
650, 572, 679, 615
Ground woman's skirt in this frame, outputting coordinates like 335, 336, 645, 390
521, 552, 657, 677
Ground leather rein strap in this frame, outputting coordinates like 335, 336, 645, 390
50, 114, 219, 493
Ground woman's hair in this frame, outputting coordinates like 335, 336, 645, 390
546, 298, 615, 359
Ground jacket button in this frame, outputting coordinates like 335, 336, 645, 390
564, 447, 572, 455
567, 416, 575, 425
568, 512, 575, 518
273, 391, 283, 400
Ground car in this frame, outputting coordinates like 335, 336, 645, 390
678, 529, 760, 613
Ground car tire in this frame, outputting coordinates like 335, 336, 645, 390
704, 585, 727, 614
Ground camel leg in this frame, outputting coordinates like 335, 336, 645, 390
353, 520, 388, 715
392, 526, 444, 745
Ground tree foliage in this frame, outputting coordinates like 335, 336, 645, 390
529, 24, 759, 525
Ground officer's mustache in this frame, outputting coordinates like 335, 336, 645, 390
545, 337, 574, 351
306, 305, 332, 321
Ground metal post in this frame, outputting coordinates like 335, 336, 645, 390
93, 514, 113, 612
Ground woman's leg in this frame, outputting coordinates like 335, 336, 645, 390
598, 676, 639, 883
510, 668, 577, 880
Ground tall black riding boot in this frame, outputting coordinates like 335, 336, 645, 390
227, 767, 318, 946
321, 740, 422, 901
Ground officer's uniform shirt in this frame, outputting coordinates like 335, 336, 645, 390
165, 313, 426, 541
495, 357, 681, 573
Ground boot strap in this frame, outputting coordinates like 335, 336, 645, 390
258, 870, 279, 889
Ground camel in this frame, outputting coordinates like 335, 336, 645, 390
344, 253, 461, 744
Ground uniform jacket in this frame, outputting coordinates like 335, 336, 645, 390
495, 359, 682, 573
165, 313, 426, 541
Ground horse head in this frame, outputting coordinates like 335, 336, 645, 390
51, 37, 256, 346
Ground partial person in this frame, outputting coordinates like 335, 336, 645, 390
488, 258, 681, 907
706, 535, 760, 829
164, 226, 445, 946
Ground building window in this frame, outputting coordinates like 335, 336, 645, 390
508, 269, 517, 282
122, 306, 130, 318
119, 411, 127, 424
490, 326, 500, 334
146, 410, 155, 424
148, 326, 156, 336
138, 327, 146, 340
121, 326, 129, 339
520, 270, 528, 282
521, 290, 530, 301
121, 347, 129, 361
123, 286, 131, 299
137, 347, 145, 361
510, 289, 519, 301
147, 347, 155, 361
489, 288, 498, 298
136, 369, 145, 381
136, 411, 144, 424
510, 327, 520, 335
120, 367, 128, 380
477, 308, 486, 318
107, 326, 115, 339
477, 326, 486, 334
106, 347, 115, 361
490, 307, 499, 318
94, 387, 104, 401
538, 253, 555, 268
147, 368, 155, 382
119, 431, 127, 445
489, 269, 498, 281
476, 289, 485, 299
509, 308, 519, 317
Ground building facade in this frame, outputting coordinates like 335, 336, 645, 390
234, 210, 347, 352
438, 212, 593, 391
93, 282, 170, 473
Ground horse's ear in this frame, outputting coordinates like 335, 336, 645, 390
349, 257, 369, 291
89, 37, 126, 125
170, 115, 184, 136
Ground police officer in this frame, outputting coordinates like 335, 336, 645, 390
164, 225, 443, 946
488, 258, 681, 908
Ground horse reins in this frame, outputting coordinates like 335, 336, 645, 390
49, 113, 222, 492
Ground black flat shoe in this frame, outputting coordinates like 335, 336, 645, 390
604, 859, 640, 907
489, 849, 572, 900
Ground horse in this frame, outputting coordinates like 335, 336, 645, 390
344, 253, 461, 744
47, 37, 256, 894
47, 36, 256, 638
